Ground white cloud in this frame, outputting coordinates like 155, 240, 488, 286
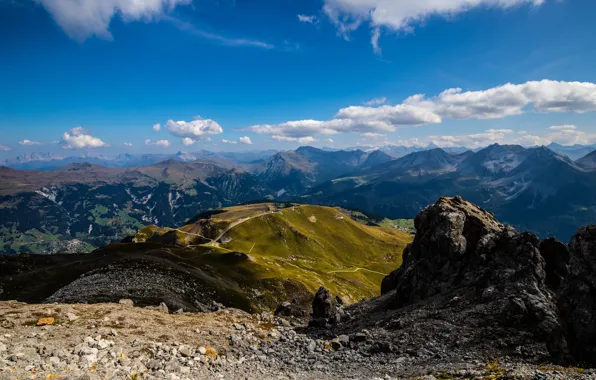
18, 140, 41, 146
405, 80, 596, 120
182, 137, 196, 146
272, 135, 317, 144
222, 139, 237, 145
239, 136, 253, 145
335, 104, 442, 126
167, 117, 223, 141
323, 0, 544, 51
361, 132, 386, 138
249, 120, 339, 138
427, 129, 510, 148
543, 126, 596, 146
124, 142, 132, 146
248, 105, 440, 140
0, 144, 11, 151
153, 123, 161, 132
371, 27, 381, 55
165, 15, 274, 49
513, 135, 551, 146
512, 126, 595, 147
327, 138, 334, 143
37, 0, 192, 42
298, 14, 317, 24
548, 125, 576, 131
363, 97, 387, 106
485, 129, 515, 134
145, 139, 170, 148
62, 127, 106, 149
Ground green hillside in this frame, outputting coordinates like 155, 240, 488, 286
137, 203, 412, 304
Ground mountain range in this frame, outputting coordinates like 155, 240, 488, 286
304, 144, 596, 240
1, 144, 595, 253
1, 150, 279, 170
5, 142, 594, 170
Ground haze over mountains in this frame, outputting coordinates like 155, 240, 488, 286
1, 143, 596, 253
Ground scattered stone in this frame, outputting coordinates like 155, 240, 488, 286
274, 301, 308, 318
66, 312, 79, 321
338, 335, 350, 347
179, 347, 193, 357
119, 299, 134, 307
158, 302, 169, 314
49, 356, 61, 365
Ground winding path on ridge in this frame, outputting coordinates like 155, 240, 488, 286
207, 211, 273, 247
328, 267, 388, 276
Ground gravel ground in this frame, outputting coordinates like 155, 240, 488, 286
0, 301, 594, 380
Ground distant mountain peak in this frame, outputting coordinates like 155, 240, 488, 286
575, 149, 596, 170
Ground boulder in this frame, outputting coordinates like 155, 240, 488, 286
118, 299, 134, 307
310, 287, 343, 326
274, 301, 308, 318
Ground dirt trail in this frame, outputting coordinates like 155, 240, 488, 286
328, 267, 388, 276
207, 211, 273, 246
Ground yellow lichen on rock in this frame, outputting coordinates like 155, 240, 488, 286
36, 317, 55, 326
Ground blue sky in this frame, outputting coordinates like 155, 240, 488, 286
1, 0, 596, 158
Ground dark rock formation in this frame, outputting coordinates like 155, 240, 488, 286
375, 196, 571, 363
310, 287, 344, 326
378, 196, 596, 366
558, 226, 596, 365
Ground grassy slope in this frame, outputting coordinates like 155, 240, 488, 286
220, 205, 411, 303
130, 203, 412, 307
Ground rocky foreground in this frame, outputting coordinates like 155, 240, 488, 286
0, 300, 591, 380
1, 196, 596, 379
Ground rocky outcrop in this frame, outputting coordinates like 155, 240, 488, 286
378, 196, 596, 366
379, 196, 568, 362
381, 195, 505, 297
558, 226, 596, 365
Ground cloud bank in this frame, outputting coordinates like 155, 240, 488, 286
247, 80, 596, 143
